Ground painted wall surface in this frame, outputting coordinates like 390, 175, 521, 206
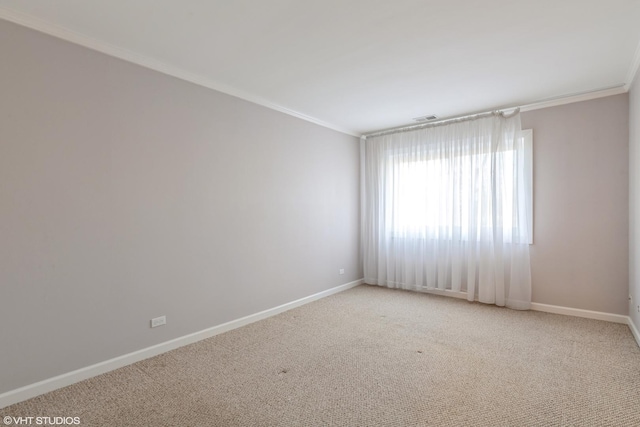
629, 74, 640, 331
521, 94, 629, 315
0, 14, 634, 398
0, 21, 361, 394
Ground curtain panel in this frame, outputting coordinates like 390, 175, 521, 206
362, 113, 531, 309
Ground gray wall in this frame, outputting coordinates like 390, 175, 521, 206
630, 74, 640, 331
0, 21, 361, 394
521, 94, 629, 315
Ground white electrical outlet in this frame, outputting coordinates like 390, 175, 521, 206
339, 269, 345, 275
151, 315, 166, 328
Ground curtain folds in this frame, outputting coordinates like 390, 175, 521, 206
362, 113, 531, 309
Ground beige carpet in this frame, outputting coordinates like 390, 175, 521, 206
2, 285, 640, 426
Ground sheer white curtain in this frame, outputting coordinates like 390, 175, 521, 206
362, 113, 531, 309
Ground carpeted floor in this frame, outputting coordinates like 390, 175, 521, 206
2, 285, 640, 426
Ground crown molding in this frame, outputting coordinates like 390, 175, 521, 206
363, 85, 627, 138
0, 8, 360, 138
625, 39, 640, 91
1, 6, 636, 138
518, 85, 628, 113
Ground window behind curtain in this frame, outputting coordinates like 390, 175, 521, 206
386, 130, 532, 243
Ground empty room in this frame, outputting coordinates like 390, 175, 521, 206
1, 1, 640, 426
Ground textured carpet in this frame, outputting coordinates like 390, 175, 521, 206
2, 285, 640, 426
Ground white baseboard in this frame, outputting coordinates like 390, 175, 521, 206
530, 302, 628, 324
416, 285, 640, 347
0, 279, 363, 409
367, 280, 470, 301
371, 282, 632, 324
531, 303, 640, 347
628, 317, 640, 348
417, 287, 468, 300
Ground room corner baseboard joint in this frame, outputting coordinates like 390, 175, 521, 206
627, 317, 640, 349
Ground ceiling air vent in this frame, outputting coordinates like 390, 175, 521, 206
413, 114, 438, 122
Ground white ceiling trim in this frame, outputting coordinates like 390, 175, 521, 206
363, 85, 627, 137
0, 6, 634, 138
624, 39, 640, 91
0, 7, 360, 137
519, 85, 627, 112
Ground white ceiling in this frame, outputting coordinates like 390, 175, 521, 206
1, 0, 640, 135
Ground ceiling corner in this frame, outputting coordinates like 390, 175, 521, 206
624, 38, 640, 91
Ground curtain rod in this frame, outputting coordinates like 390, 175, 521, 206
362, 83, 625, 139
362, 108, 520, 139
